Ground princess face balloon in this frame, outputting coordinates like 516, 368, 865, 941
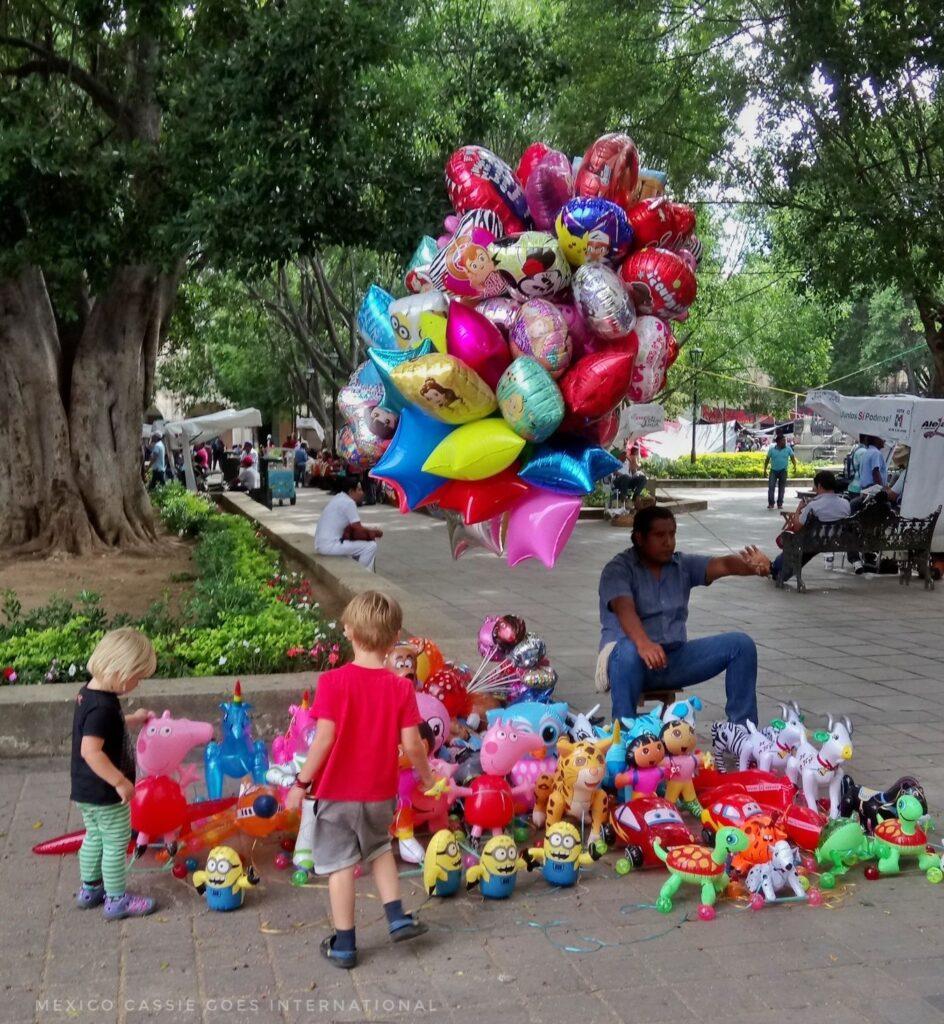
509, 299, 573, 379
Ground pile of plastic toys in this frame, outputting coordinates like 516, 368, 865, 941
35, 614, 941, 920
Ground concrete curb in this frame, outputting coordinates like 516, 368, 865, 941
0, 673, 316, 758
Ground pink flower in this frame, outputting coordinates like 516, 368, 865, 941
327, 652, 339, 666
2, 667, 16, 682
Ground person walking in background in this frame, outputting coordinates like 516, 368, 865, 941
763, 432, 797, 510
147, 432, 166, 490
294, 441, 309, 486
210, 436, 225, 472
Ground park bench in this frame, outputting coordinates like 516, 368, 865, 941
778, 502, 941, 593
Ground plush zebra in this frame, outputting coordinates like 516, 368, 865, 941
711, 701, 804, 774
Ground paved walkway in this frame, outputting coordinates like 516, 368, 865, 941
5, 486, 944, 1024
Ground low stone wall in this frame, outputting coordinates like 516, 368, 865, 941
648, 478, 814, 489
0, 673, 313, 758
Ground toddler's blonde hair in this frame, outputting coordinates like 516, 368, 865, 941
341, 591, 402, 655
87, 628, 157, 691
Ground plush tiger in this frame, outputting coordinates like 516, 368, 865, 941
532, 731, 616, 845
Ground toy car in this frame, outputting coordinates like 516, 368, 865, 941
695, 768, 796, 811
609, 796, 696, 871
699, 786, 765, 845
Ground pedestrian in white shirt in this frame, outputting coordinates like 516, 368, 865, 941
771, 470, 851, 582
241, 440, 259, 470
315, 477, 383, 572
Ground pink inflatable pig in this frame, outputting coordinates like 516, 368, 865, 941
136, 711, 214, 792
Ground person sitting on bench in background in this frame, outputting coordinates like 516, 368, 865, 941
771, 470, 851, 583
315, 476, 383, 573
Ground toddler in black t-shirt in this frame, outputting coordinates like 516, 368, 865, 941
71, 628, 157, 920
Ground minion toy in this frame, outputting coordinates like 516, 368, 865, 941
466, 835, 526, 900
525, 822, 600, 887
192, 846, 259, 912
423, 829, 463, 897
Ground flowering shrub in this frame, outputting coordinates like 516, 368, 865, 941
0, 485, 347, 684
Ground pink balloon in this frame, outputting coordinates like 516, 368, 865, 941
505, 487, 582, 569
627, 315, 671, 403
445, 301, 511, 391
525, 150, 575, 231
478, 616, 502, 659
555, 300, 590, 352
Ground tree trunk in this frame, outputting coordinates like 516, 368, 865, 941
915, 293, 944, 396
0, 265, 177, 555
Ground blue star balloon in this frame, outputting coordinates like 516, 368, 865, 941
518, 440, 621, 495
357, 284, 399, 350
370, 405, 453, 511
368, 338, 435, 413
352, 359, 383, 389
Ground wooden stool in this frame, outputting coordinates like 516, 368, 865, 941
637, 689, 677, 714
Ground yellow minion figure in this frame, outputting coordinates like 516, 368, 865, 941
465, 835, 526, 899
423, 829, 463, 897
525, 821, 600, 887
192, 846, 259, 912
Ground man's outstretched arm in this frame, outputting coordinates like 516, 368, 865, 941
706, 545, 771, 583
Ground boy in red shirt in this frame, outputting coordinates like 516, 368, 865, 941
286, 590, 437, 968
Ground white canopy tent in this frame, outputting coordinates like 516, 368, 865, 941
163, 408, 263, 492
804, 389, 944, 548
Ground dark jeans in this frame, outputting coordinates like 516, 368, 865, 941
771, 549, 817, 584
614, 473, 647, 502
148, 469, 166, 490
294, 464, 306, 485
767, 468, 787, 507
607, 632, 758, 724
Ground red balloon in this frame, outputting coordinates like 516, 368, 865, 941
574, 133, 639, 213
627, 197, 678, 249
130, 775, 187, 837
516, 142, 551, 186
620, 248, 698, 321
559, 351, 635, 421
426, 465, 530, 525
668, 201, 696, 242
445, 146, 529, 234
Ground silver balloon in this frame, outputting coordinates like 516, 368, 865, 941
572, 262, 637, 340
510, 634, 547, 668
521, 664, 558, 694
444, 510, 504, 560
476, 297, 521, 335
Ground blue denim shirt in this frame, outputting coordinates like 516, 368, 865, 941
599, 548, 711, 648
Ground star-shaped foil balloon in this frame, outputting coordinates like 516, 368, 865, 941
423, 465, 529, 525
504, 487, 582, 568
370, 404, 452, 511
357, 284, 399, 350
444, 510, 505, 560
518, 440, 621, 495
368, 338, 435, 413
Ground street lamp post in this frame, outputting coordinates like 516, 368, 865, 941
690, 346, 703, 465
303, 366, 314, 420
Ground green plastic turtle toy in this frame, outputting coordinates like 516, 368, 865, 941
653, 826, 748, 919
814, 817, 870, 888
871, 793, 942, 881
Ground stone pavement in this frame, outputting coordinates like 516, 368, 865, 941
4, 486, 944, 1024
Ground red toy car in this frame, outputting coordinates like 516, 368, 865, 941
694, 769, 796, 812
608, 796, 696, 870
699, 786, 767, 845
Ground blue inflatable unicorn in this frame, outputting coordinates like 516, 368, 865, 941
204, 681, 270, 799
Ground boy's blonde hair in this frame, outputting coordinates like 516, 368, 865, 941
341, 591, 402, 655
87, 628, 157, 691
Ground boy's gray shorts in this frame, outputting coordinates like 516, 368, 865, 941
311, 798, 396, 875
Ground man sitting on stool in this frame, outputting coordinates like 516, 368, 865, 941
597, 506, 770, 724
315, 476, 383, 572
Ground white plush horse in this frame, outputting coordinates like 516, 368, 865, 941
786, 714, 854, 818
745, 840, 806, 902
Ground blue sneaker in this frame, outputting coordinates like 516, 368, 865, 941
388, 915, 428, 943
102, 892, 156, 921
320, 935, 357, 969
76, 882, 105, 909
